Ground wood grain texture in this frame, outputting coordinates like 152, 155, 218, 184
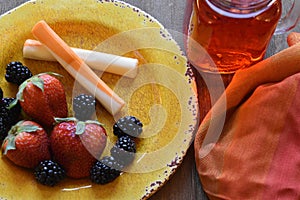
1, 1, 299, 200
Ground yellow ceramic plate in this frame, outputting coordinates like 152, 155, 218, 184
0, 0, 199, 199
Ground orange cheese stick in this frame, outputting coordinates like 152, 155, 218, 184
31, 20, 125, 115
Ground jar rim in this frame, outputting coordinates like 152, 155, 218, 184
209, 0, 275, 14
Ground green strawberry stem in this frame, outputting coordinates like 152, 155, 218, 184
76, 121, 86, 135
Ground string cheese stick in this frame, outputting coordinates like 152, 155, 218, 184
23, 39, 138, 78
31, 20, 125, 115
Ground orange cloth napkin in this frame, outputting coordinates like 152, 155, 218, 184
194, 32, 300, 200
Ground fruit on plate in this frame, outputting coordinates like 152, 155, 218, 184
11, 72, 68, 127
5, 61, 33, 86
110, 135, 136, 166
0, 118, 9, 142
1, 120, 51, 169
0, 98, 21, 141
34, 160, 66, 186
2, 97, 22, 125
0, 87, 3, 99
50, 118, 107, 179
113, 116, 143, 138
0, 102, 11, 141
90, 156, 123, 184
72, 94, 96, 121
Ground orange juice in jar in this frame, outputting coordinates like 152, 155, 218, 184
186, 0, 300, 73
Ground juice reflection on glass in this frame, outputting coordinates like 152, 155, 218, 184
187, 0, 282, 73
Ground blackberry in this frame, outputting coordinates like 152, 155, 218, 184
0, 97, 21, 141
5, 61, 32, 85
0, 103, 11, 141
110, 135, 136, 166
34, 160, 65, 186
0, 118, 9, 141
0, 104, 10, 121
2, 98, 21, 125
73, 94, 96, 121
113, 116, 143, 138
0, 98, 21, 141
90, 156, 123, 184
0, 87, 3, 99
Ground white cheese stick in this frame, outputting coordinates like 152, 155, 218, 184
23, 39, 138, 78
31, 20, 125, 115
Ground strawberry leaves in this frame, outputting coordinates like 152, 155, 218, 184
2, 120, 42, 155
54, 117, 104, 135
29, 76, 45, 92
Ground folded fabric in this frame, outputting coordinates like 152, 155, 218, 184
288, 32, 300, 46
194, 33, 300, 200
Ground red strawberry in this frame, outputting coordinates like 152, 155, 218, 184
11, 72, 68, 127
50, 118, 107, 179
1, 120, 51, 168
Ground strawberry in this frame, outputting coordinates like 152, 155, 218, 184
1, 120, 51, 169
10, 72, 68, 127
50, 118, 107, 179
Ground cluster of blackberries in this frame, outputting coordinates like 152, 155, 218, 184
72, 94, 143, 185
90, 116, 143, 184
0, 61, 32, 141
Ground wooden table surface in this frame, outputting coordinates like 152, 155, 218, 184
1, 0, 299, 200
